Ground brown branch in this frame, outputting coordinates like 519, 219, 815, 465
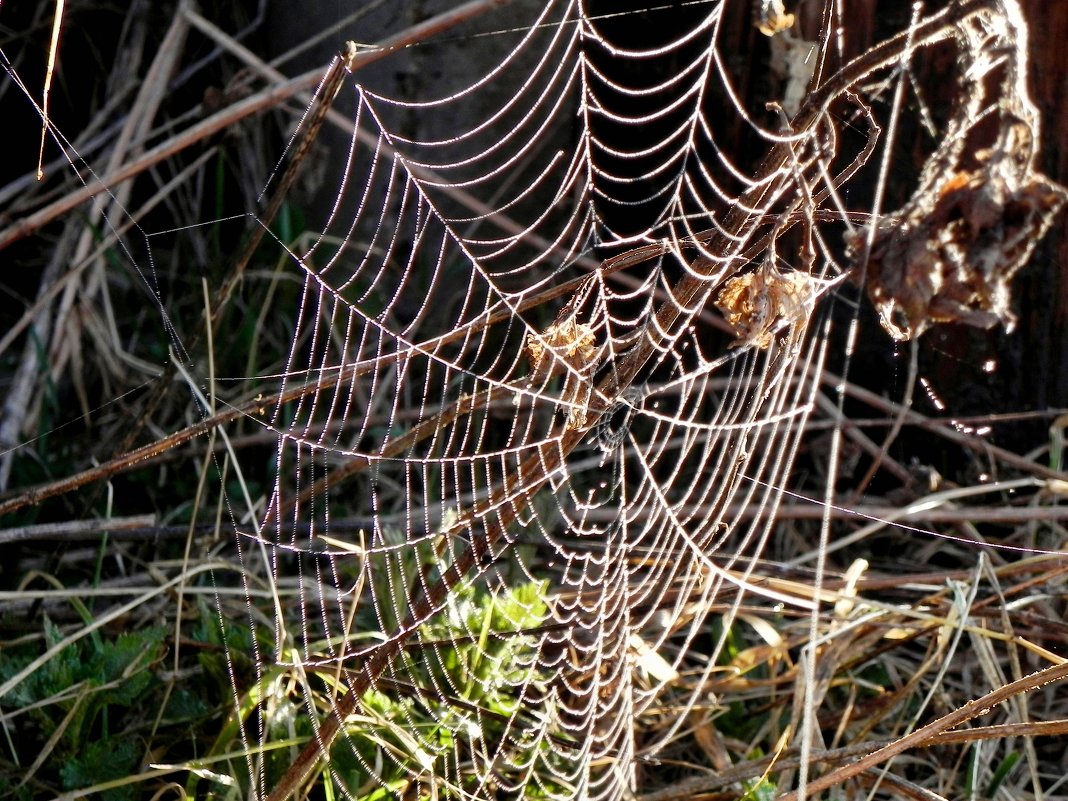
820, 366, 1068, 482
0, 514, 156, 545
776, 660, 1068, 801
0, 0, 518, 253
0, 71, 321, 253
263, 425, 589, 801
0, 219, 728, 520
638, 717, 1068, 801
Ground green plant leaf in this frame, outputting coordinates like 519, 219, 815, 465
59, 737, 140, 801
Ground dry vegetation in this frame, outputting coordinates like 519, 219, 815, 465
1, 2, 1067, 801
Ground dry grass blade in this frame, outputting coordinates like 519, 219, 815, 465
35, 0, 63, 180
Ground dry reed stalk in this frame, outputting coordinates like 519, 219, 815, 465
0, 0, 518, 253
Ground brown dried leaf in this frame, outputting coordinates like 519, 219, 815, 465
525, 315, 599, 429
715, 267, 816, 349
857, 164, 1067, 341
525, 316, 596, 374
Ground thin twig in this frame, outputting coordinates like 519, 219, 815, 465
776, 660, 1068, 801
0, 514, 156, 545
0, 0, 518, 253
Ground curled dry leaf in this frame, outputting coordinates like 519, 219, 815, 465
755, 0, 795, 37
714, 266, 817, 350
847, 8, 1068, 342
857, 160, 1066, 340
525, 313, 599, 429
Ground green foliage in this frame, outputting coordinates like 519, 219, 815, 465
0, 621, 165, 800
59, 738, 141, 800
0, 599, 250, 801
985, 751, 1021, 797
191, 595, 257, 690
741, 775, 778, 801
325, 578, 557, 800
187, 571, 561, 801
7, 620, 163, 728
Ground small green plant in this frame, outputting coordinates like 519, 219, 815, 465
740, 774, 778, 801
332, 579, 557, 800
0, 600, 246, 801
0, 620, 165, 801
185, 565, 563, 801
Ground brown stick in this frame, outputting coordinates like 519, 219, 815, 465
0, 514, 156, 545
821, 366, 1068, 482
638, 716, 1068, 801
776, 660, 1068, 801
0, 227, 698, 519
0, 0, 517, 253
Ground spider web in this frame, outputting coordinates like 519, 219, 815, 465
218, 2, 1065, 800
2, 1, 1064, 800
